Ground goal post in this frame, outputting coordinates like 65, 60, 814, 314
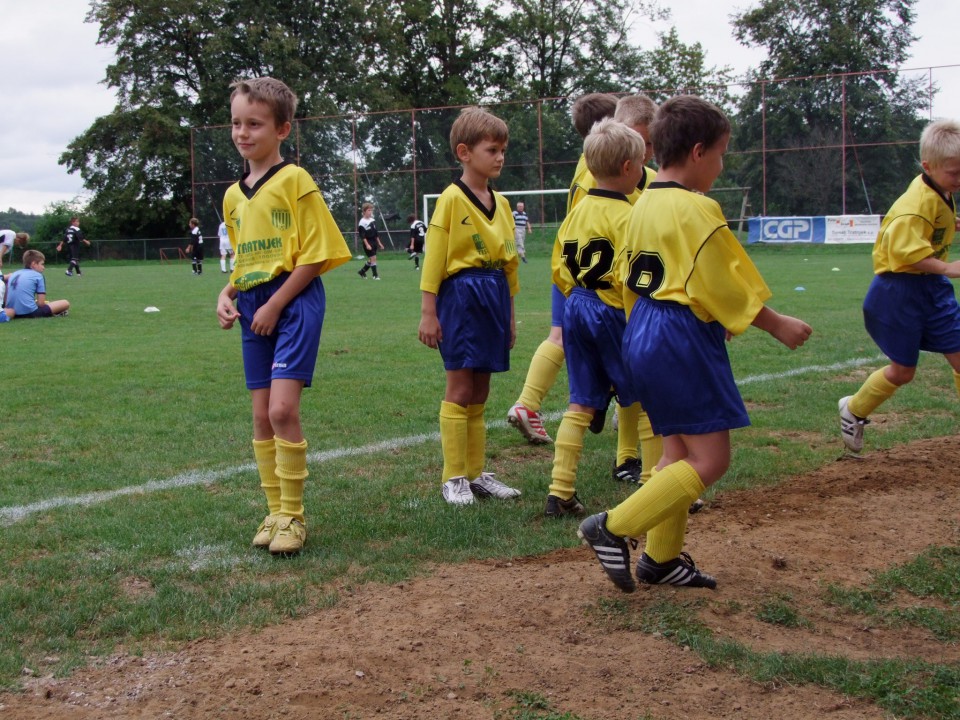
422, 188, 569, 227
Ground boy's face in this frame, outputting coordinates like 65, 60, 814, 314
688, 132, 730, 194
923, 157, 960, 195
630, 123, 655, 165
231, 95, 291, 166
363, 207, 373, 217
30, 259, 45, 273
457, 138, 506, 180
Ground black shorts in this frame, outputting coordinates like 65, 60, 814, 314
16, 305, 54, 319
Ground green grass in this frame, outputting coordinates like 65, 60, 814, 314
2, 245, 959, 712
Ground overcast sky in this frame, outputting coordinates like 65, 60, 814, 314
1, 0, 958, 215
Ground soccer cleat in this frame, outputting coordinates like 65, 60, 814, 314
590, 392, 615, 434
577, 512, 636, 593
506, 403, 553, 444
470, 472, 521, 499
252, 514, 279, 548
612, 457, 642, 484
635, 551, 717, 590
838, 396, 869, 453
544, 493, 586, 518
442, 476, 475, 505
689, 498, 705, 514
65, 270, 73, 277
358, 269, 367, 279
269, 516, 306, 555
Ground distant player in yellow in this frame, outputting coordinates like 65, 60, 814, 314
545, 119, 647, 518
507, 93, 617, 446
216, 77, 351, 555
418, 107, 523, 506
579, 95, 812, 592
839, 119, 960, 453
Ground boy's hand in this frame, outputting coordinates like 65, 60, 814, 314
943, 260, 960, 279
217, 291, 240, 329
771, 314, 812, 350
418, 314, 442, 348
250, 302, 281, 336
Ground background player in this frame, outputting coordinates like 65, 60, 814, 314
407, 213, 426, 270
357, 202, 384, 279
57, 217, 91, 277
5, 249, 71, 318
0, 230, 28, 277
216, 77, 351, 555
507, 93, 618, 445
511, 200, 532, 263
219, 219, 235, 273
187, 217, 204, 275
579, 95, 811, 592
418, 107, 522, 506
839, 119, 960, 453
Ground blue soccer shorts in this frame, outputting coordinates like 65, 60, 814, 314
436, 268, 510, 373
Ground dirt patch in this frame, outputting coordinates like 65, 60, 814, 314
3, 438, 958, 720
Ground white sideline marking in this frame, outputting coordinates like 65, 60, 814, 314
0, 355, 882, 527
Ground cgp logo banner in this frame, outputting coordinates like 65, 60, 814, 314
748, 216, 826, 243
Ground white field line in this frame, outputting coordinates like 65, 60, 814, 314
0, 355, 882, 527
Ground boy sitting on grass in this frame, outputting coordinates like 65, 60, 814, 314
4, 250, 70, 319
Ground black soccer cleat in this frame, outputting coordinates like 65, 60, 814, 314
544, 493, 586, 518
635, 551, 717, 590
612, 457, 642, 484
577, 512, 636, 592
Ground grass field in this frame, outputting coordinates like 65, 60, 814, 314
2, 242, 958, 704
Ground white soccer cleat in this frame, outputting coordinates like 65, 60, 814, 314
469, 472, 521, 500
442, 476, 475, 506
506, 403, 553, 444
838, 396, 868, 453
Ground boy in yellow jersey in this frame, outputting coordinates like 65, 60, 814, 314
507, 93, 618, 446
216, 77, 351, 554
545, 119, 646, 518
419, 107, 522, 505
839, 119, 960, 452
579, 95, 812, 591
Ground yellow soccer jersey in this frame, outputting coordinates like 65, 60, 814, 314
224, 161, 350, 291
566, 154, 596, 214
872, 173, 957, 274
551, 189, 634, 309
616, 182, 771, 335
626, 166, 658, 204
420, 180, 520, 296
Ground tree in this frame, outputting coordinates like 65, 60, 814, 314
730, 0, 928, 216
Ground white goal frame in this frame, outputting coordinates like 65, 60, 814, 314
422, 188, 568, 227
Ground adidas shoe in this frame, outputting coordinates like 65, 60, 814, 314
470, 472, 521, 499
252, 514, 278, 548
507, 403, 552, 444
269, 516, 306, 555
612, 457, 642, 484
544, 493, 586, 518
635, 551, 717, 590
838, 396, 868, 453
577, 512, 636, 593
442, 476, 475, 505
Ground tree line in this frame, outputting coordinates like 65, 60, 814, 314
45, 0, 925, 241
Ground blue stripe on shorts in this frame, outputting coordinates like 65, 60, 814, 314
863, 272, 960, 367
621, 297, 749, 436
437, 268, 511, 373
238, 274, 326, 390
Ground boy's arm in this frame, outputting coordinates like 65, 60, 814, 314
909, 256, 960, 278
248, 263, 322, 336
418, 291, 441, 348
751, 305, 812, 350
35, 292, 47, 308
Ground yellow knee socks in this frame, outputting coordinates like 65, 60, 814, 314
440, 401, 468, 481
465, 403, 486, 480
275, 437, 308, 523
252, 438, 281, 515
615, 402, 640, 466
518, 340, 565, 411
637, 406, 662, 486
644, 509, 689, 563
605, 460, 704, 538
548, 411, 591, 499
849, 367, 899, 418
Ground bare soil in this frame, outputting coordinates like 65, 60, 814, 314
2, 437, 958, 720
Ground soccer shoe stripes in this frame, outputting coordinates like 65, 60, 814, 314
252, 514, 279, 548
269, 516, 306, 555
838, 396, 869, 453
469, 472, 521, 499
442, 476, 476, 505
612, 457, 642, 484
577, 512, 636, 593
544, 493, 586, 518
506, 403, 553, 444
635, 551, 717, 589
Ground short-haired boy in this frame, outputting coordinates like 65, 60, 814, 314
188, 217, 204, 275
57, 217, 91, 277
216, 77, 351, 554
545, 119, 646, 518
5, 250, 70, 318
839, 119, 960, 452
507, 93, 618, 447
357, 202, 384, 279
579, 95, 812, 592
418, 107, 522, 505
219, 220, 235, 273
407, 213, 426, 270
0, 230, 29, 276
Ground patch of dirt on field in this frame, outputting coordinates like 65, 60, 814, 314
3, 438, 959, 720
